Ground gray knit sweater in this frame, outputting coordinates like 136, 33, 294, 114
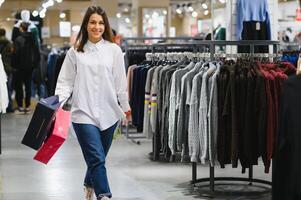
188, 67, 206, 162
199, 63, 216, 164
143, 66, 158, 139
150, 66, 164, 133
208, 64, 220, 166
168, 62, 195, 155
176, 62, 203, 152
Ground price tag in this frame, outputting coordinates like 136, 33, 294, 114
256, 22, 261, 31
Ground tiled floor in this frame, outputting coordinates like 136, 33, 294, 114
0, 113, 272, 200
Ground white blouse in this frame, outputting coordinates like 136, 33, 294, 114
55, 39, 130, 130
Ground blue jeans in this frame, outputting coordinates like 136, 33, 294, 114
72, 122, 118, 199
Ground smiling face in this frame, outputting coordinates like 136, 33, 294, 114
87, 13, 105, 43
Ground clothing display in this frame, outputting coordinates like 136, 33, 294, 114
12, 10, 40, 45
124, 47, 151, 71
236, 0, 271, 40
281, 50, 300, 67
128, 47, 296, 172
47, 48, 67, 96
236, 0, 271, 53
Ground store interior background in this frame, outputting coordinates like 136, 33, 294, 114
0, 0, 300, 46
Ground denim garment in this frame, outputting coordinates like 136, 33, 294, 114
72, 121, 118, 198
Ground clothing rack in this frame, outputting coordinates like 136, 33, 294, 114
148, 40, 280, 197
122, 37, 203, 145
193, 40, 279, 197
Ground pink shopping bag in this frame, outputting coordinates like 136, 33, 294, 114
33, 108, 71, 164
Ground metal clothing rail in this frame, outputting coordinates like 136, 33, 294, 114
147, 40, 280, 197
122, 36, 204, 41
190, 40, 279, 197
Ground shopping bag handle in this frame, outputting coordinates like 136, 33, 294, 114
59, 94, 72, 111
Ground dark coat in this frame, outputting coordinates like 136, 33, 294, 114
272, 75, 301, 200
12, 32, 40, 71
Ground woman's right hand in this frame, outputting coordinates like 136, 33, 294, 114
122, 110, 132, 126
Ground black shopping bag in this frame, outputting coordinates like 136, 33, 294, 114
22, 95, 60, 150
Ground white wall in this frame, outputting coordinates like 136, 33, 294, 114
212, 7, 227, 29
278, 0, 299, 21
277, 1, 301, 34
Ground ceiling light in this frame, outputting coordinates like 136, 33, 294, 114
219, 0, 226, 3
125, 18, 130, 23
204, 10, 209, 15
56, 0, 63, 3
72, 25, 80, 32
192, 11, 198, 18
32, 10, 39, 17
163, 10, 167, 15
176, 8, 182, 15
48, 0, 54, 6
202, 3, 208, 10
41, 8, 47, 14
116, 13, 121, 18
39, 12, 46, 18
59, 12, 66, 19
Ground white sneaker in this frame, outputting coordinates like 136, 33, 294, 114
14, 108, 25, 115
24, 107, 31, 114
84, 186, 94, 200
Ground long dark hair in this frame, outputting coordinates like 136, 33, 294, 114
75, 6, 114, 52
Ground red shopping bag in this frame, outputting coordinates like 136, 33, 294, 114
33, 108, 71, 164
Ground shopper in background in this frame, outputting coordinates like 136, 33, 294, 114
55, 6, 131, 200
12, 22, 40, 114
0, 28, 13, 113
112, 28, 123, 46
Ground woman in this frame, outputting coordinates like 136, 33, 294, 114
55, 6, 131, 200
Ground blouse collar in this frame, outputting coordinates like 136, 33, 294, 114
85, 39, 105, 51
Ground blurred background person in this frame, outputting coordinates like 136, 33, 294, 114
12, 22, 40, 114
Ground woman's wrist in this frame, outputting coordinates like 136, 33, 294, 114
124, 110, 131, 117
